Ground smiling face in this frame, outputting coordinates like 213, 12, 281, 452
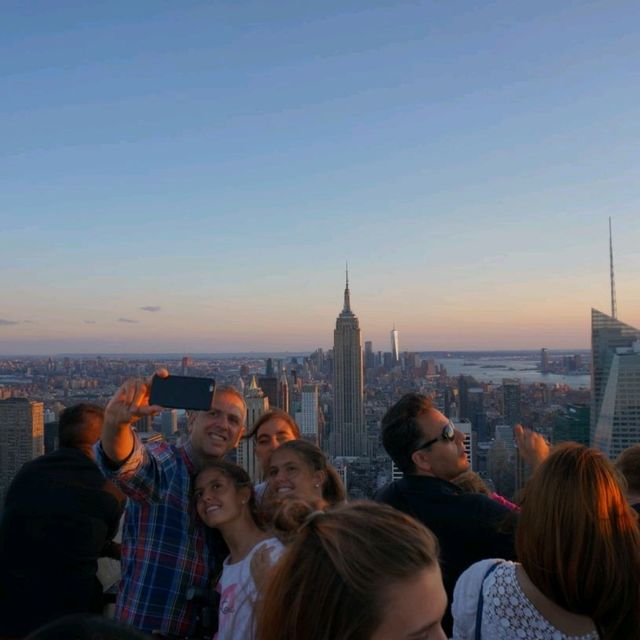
255, 418, 298, 469
266, 447, 324, 500
370, 567, 447, 640
194, 468, 248, 529
188, 390, 246, 460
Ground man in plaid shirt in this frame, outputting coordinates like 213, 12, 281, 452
95, 372, 246, 638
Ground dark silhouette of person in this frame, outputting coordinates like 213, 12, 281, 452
0, 403, 124, 638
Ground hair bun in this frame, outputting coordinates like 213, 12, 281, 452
272, 496, 327, 538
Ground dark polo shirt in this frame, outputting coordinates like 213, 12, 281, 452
376, 474, 517, 635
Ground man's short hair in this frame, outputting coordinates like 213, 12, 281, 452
215, 385, 247, 425
58, 403, 104, 449
615, 445, 640, 494
381, 393, 434, 474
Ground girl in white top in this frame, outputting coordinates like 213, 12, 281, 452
452, 443, 640, 640
194, 460, 284, 640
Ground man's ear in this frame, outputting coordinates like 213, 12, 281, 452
411, 449, 433, 474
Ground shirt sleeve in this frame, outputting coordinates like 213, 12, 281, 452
451, 559, 499, 640
94, 432, 177, 503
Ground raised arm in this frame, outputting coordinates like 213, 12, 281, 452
101, 373, 164, 463
514, 423, 550, 471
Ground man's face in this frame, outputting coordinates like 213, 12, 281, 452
414, 409, 469, 481
188, 390, 245, 460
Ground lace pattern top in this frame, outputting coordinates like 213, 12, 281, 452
452, 559, 600, 640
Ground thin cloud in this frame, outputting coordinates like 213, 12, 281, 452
0, 319, 19, 326
84, 320, 97, 324
118, 317, 139, 324
22, 320, 36, 324
140, 306, 162, 312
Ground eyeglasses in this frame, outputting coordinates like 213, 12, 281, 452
414, 420, 456, 452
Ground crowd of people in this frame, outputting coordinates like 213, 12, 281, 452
1, 372, 639, 640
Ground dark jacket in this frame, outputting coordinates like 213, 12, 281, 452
0, 447, 124, 637
376, 474, 517, 635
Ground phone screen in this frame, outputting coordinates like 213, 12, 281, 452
149, 375, 216, 411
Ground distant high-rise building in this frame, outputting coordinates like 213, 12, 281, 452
454, 419, 475, 471
502, 379, 522, 426
0, 398, 44, 499
258, 376, 278, 409
237, 376, 269, 482
181, 356, 191, 376
160, 410, 178, 438
540, 348, 550, 374
467, 387, 484, 432
278, 371, 289, 414
458, 375, 471, 421
364, 341, 375, 370
332, 268, 365, 456
390, 326, 400, 365
298, 384, 319, 444
591, 311, 640, 458
265, 358, 275, 377
553, 404, 590, 445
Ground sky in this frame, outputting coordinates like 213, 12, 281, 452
1, 0, 640, 355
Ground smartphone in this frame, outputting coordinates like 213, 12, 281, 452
149, 375, 216, 411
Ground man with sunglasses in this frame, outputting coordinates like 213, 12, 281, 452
375, 393, 518, 636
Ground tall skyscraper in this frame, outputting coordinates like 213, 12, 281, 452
364, 341, 375, 370
332, 268, 365, 457
160, 410, 178, 438
540, 348, 550, 373
502, 378, 522, 426
390, 325, 400, 365
591, 309, 640, 458
0, 398, 44, 499
237, 376, 269, 481
297, 384, 319, 444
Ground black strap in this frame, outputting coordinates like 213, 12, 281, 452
475, 562, 501, 640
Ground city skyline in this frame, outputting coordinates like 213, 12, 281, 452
2, 2, 640, 354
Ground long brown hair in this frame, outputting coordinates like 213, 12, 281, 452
516, 443, 640, 639
193, 460, 262, 527
256, 501, 440, 640
247, 409, 300, 441
271, 439, 346, 505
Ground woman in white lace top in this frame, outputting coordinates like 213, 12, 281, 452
452, 443, 640, 640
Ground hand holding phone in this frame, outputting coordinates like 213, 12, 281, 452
149, 375, 216, 411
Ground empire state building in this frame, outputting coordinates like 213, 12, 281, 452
332, 269, 365, 456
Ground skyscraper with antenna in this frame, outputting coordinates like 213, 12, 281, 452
591, 219, 640, 458
609, 216, 617, 319
332, 265, 365, 457
390, 324, 400, 365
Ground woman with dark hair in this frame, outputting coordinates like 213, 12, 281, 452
265, 439, 346, 509
246, 409, 300, 503
248, 409, 301, 472
452, 443, 640, 639
194, 461, 284, 640
256, 501, 447, 640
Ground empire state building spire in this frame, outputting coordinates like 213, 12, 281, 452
332, 266, 364, 456
342, 263, 353, 316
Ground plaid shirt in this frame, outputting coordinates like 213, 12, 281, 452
95, 434, 223, 637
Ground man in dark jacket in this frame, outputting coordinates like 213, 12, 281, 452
375, 393, 518, 635
0, 403, 124, 638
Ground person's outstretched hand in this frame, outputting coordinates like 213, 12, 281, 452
515, 424, 550, 470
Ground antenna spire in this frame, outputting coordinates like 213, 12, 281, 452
342, 262, 352, 314
609, 217, 617, 319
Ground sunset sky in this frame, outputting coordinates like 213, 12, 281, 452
2, 1, 640, 355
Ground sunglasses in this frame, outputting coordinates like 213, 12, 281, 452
414, 420, 456, 452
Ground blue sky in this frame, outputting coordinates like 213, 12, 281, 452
1, 0, 639, 354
